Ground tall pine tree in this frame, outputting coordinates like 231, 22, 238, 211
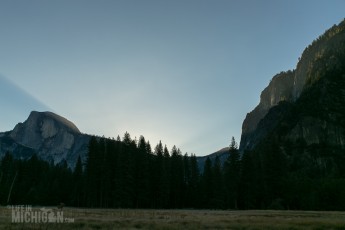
224, 137, 240, 209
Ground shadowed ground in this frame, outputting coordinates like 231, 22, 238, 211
1, 207, 345, 229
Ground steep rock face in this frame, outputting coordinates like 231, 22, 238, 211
286, 71, 345, 148
10, 111, 80, 149
252, 71, 345, 151
287, 117, 345, 146
0, 134, 36, 159
240, 19, 345, 152
240, 71, 294, 150
0, 111, 90, 168
293, 21, 345, 99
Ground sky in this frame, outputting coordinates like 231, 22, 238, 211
0, 0, 344, 156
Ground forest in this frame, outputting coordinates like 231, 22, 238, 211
1, 131, 345, 211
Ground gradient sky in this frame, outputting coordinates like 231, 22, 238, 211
0, 0, 344, 156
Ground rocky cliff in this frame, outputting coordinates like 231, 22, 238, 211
240, 71, 295, 150
0, 111, 90, 168
240, 19, 345, 152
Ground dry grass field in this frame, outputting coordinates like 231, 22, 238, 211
1, 207, 345, 230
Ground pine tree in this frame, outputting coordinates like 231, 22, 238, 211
119, 132, 135, 207
55, 160, 73, 207
123, 132, 132, 146
150, 141, 167, 208
182, 153, 191, 207
238, 150, 256, 209
101, 138, 114, 208
72, 155, 84, 207
170, 146, 184, 208
201, 157, 213, 208
155, 141, 170, 208
212, 155, 225, 209
135, 136, 150, 208
98, 137, 108, 207
224, 137, 240, 209
0, 152, 15, 205
188, 154, 200, 208
85, 136, 99, 207
162, 145, 171, 207
104, 138, 118, 207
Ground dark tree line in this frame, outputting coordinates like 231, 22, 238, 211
1, 133, 345, 210
0, 152, 77, 206
84, 133, 201, 209
0, 133, 200, 209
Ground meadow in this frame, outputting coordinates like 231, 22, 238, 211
1, 207, 345, 230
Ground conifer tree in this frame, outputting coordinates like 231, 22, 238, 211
201, 157, 213, 208
212, 155, 225, 209
85, 136, 99, 207
182, 153, 191, 206
238, 150, 256, 209
224, 137, 240, 209
120, 132, 135, 207
0, 152, 15, 205
135, 136, 150, 207
72, 155, 84, 207
188, 154, 200, 207
170, 146, 184, 208
150, 141, 167, 208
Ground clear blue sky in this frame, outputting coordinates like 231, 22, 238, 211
0, 0, 344, 156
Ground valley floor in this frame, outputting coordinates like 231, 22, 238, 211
1, 207, 345, 229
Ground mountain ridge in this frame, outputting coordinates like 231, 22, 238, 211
240, 19, 345, 152
0, 111, 90, 168
0, 110, 229, 170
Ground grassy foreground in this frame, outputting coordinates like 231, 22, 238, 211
1, 207, 345, 230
